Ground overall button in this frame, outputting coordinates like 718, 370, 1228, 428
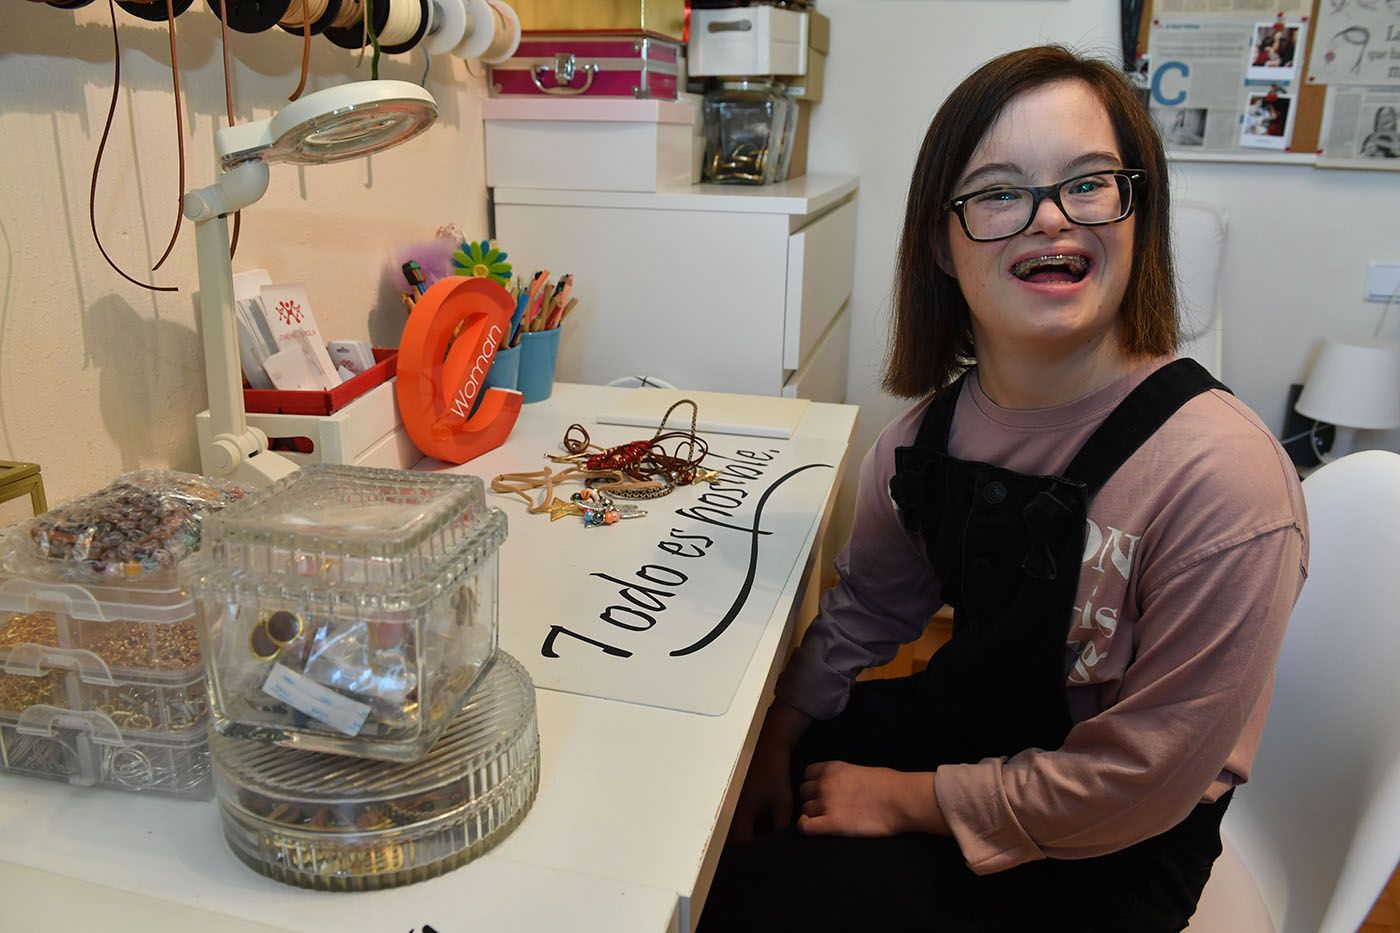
982, 481, 1008, 504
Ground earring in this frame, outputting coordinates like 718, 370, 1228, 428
250, 610, 304, 661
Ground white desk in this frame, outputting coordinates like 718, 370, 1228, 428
0, 384, 857, 932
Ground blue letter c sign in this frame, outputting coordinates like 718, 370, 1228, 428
1152, 61, 1190, 107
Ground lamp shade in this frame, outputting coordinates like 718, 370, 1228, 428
216, 80, 437, 170
1295, 338, 1400, 430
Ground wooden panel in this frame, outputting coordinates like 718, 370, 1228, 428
783, 198, 856, 371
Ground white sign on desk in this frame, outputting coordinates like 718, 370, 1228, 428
495, 435, 844, 715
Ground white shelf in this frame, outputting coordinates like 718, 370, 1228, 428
491, 172, 859, 216
1168, 150, 1319, 166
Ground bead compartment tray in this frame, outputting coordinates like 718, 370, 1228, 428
212, 652, 538, 890
0, 570, 203, 678
0, 651, 207, 732
0, 704, 212, 798
0, 574, 209, 731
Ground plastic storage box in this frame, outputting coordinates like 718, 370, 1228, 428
0, 704, 211, 797
181, 465, 507, 762
0, 572, 212, 797
212, 651, 538, 891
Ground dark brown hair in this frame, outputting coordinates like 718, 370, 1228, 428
884, 45, 1178, 398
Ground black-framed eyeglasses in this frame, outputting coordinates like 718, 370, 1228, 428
943, 169, 1147, 242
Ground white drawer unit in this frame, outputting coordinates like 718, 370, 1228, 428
491, 174, 858, 402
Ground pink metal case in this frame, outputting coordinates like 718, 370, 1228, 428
489, 35, 681, 100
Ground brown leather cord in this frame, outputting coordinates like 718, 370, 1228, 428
291, 13, 311, 100
217, 1, 242, 257
90, 0, 177, 291
150, 0, 184, 271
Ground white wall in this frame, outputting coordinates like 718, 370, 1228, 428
0, 3, 489, 518
806, 0, 1400, 542
5, 1, 1397, 533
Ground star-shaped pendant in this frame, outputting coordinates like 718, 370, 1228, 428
547, 497, 584, 522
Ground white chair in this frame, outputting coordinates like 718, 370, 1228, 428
1173, 200, 1227, 380
1187, 450, 1400, 932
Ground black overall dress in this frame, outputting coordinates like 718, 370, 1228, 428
701, 360, 1235, 933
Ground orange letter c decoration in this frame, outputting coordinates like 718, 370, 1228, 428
396, 276, 523, 464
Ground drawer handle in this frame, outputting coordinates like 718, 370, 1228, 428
531, 53, 600, 96
708, 19, 753, 32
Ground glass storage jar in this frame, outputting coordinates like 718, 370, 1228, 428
702, 80, 791, 185
180, 465, 507, 763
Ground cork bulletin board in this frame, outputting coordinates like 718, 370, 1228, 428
1138, 0, 1320, 157
1138, 0, 1400, 168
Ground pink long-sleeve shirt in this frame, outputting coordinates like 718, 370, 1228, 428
776, 358, 1308, 875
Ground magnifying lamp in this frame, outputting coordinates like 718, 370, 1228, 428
186, 80, 437, 487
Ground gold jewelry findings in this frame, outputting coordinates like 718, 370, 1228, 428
250, 610, 304, 661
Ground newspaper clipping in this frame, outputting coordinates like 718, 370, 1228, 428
1319, 86, 1400, 166
1148, 18, 1306, 153
1307, 0, 1400, 87
1153, 0, 1309, 14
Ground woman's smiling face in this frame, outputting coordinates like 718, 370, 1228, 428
944, 79, 1136, 365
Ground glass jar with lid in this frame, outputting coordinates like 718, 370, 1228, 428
702, 80, 791, 185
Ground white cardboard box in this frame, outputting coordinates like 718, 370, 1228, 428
483, 97, 701, 192
688, 7, 807, 78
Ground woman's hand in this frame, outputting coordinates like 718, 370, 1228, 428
797, 761, 950, 838
727, 700, 813, 846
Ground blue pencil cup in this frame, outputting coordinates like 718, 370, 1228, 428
483, 342, 520, 393
468, 342, 520, 416
518, 328, 561, 403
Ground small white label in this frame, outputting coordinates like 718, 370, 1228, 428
262, 663, 371, 737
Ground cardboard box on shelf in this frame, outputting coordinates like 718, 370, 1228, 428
786, 100, 811, 181
511, 0, 686, 42
784, 11, 827, 102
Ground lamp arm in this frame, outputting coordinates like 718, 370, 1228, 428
185, 160, 297, 487
183, 160, 271, 222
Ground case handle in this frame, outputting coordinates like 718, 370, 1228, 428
531, 53, 599, 96
708, 19, 753, 32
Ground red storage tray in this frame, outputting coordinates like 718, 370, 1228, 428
243, 348, 398, 416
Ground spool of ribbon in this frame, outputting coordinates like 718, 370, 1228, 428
422, 0, 467, 56
114, 0, 192, 18
278, 0, 340, 34
328, 0, 361, 28
377, 0, 430, 53
324, 0, 379, 48
454, 0, 517, 63
205, 0, 292, 32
